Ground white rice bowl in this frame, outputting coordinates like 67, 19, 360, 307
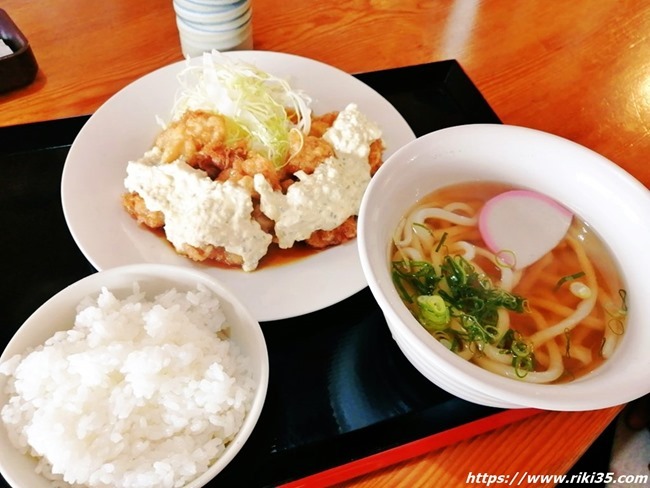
0, 264, 269, 488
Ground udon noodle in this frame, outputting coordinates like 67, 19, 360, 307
391, 182, 628, 384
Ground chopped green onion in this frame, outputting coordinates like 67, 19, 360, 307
393, 254, 533, 375
599, 337, 607, 357
554, 271, 586, 291
416, 295, 450, 330
618, 289, 628, 313
495, 249, 516, 269
513, 355, 534, 378
564, 328, 571, 358
172, 51, 312, 168
392, 260, 443, 299
435, 232, 448, 253
511, 339, 531, 358
413, 222, 434, 236
605, 289, 628, 334
608, 318, 625, 335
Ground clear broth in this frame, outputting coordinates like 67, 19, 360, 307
392, 182, 627, 384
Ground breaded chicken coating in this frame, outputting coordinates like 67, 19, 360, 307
285, 131, 334, 175
122, 192, 164, 228
155, 110, 227, 163
305, 216, 357, 248
180, 243, 244, 267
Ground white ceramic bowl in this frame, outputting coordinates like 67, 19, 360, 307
0, 264, 269, 488
358, 123, 650, 411
390, 330, 525, 409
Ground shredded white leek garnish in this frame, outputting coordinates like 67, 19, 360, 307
171, 50, 312, 167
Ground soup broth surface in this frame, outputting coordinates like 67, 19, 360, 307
391, 182, 627, 384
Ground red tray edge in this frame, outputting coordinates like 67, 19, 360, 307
279, 407, 542, 488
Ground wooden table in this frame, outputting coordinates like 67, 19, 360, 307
2, 0, 645, 486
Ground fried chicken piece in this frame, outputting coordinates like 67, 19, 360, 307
368, 139, 385, 175
187, 153, 221, 179
309, 111, 338, 138
215, 151, 284, 192
237, 152, 284, 189
285, 108, 298, 125
279, 175, 297, 193
123, 190, 252, 269
180, 243, 244, 268
285, 130, 334, 175
189, 140, 249, 179
305, 216, 357, 248
122, 192, 164, 228
252, 202, 275, 234
125, 107, 380, 271
155, 110, 228, 163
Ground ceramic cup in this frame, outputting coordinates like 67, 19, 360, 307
173, 0, 253, 56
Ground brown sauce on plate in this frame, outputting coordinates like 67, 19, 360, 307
146, 225, 324, 270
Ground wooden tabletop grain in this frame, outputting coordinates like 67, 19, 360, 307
2, 0, 646, 486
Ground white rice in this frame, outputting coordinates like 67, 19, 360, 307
0, 283, 255, 488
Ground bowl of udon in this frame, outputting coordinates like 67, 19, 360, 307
357, 123, 650, 411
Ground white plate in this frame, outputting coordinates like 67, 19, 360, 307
61, 51, 415, 322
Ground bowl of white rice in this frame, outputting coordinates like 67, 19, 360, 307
0, 264, 269, 488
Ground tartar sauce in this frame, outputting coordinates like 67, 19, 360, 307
254, 103, 382, 248
124, 148, 272, 272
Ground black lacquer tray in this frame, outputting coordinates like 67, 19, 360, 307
0, 60, 537, 488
